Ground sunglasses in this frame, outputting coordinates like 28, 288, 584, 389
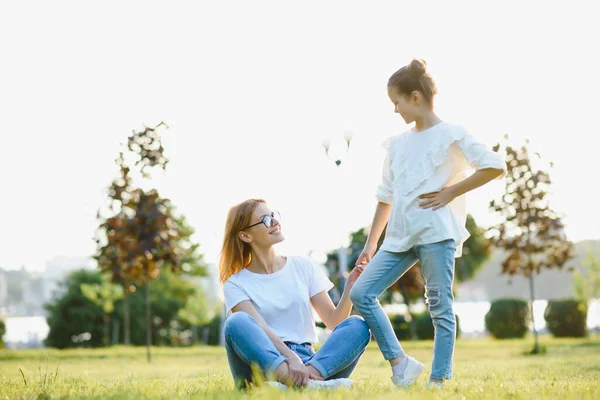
241, 211, 281, 231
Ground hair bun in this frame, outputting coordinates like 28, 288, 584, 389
408, 58, 427, 77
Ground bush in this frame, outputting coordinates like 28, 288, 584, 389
205, 314, 222, 345
544, 299, 588, 338
485, 298, 529, 339
389, 314, 411, 341
413, 312, 460, 340
0, 318, 5, 348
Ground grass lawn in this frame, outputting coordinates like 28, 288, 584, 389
1, 336, 599, 399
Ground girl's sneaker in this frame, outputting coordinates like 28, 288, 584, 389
426, 380, 444, 389
391, 356, 424, 388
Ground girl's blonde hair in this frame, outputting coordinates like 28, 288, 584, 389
388, 58, 438, 105
219, 199, 265, 283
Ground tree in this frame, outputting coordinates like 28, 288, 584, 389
44, 269, 204, 348
455, 215, 492, 282
488, 137, 574, 354
328, 214, 490, 337
45, 270, 106, 348
178, 286, 214, 344
573, 253, 600, 334
80, 273, 124, 346
95, 122, 207, 361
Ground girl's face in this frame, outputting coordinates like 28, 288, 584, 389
387, 86, 422, 124
239, 202, 284, 247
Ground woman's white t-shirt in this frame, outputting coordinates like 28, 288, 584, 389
223, 256, 334, 344
376, 121, 507, 257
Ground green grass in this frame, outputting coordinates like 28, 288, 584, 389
1, 337, 599, 399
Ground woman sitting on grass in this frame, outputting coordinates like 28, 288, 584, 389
219, 198, 371, 390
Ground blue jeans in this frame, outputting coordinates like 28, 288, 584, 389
349, 239, 456, 380
224, 312, 371, 389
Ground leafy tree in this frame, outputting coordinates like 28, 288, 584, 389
95, 122, 207, 361
45, 270, 106, 349
45, 269, 202, 348
80, 273, 124, 346
178, 287, 215, 344
488, 137, 574, 354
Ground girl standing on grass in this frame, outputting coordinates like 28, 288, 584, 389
349, 59, 506, 388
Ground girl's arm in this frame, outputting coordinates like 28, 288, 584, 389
450, 167, 504, 197
355, 202, 392, 265
419, 168, 504, 210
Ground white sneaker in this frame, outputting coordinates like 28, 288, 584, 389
305, 378, 353, 390
391, 356, 424, 388
426, 380, 443, 389
265, 381, 287, 390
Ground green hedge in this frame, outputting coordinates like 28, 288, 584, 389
485, 298, 529, 339
544, 299, 588, 338
413, 312, 460, 340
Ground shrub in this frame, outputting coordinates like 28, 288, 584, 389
544, 299, 588, 338
485, 298, 529, 339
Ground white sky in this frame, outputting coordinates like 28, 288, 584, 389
1, 1, 598, 271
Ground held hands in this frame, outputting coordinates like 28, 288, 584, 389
355, 244, 376, 267
418, 187, 457, 210
344, 264, 365, 291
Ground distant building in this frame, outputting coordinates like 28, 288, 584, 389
41, 256, 94, 303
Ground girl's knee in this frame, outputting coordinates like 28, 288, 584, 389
349, 284, 366, 306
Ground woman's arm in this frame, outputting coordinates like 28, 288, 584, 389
310, 266, 364, 330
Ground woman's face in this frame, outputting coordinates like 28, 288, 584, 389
241, 202, 284, 247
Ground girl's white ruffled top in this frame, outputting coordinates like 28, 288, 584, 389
376, 121, 507, 257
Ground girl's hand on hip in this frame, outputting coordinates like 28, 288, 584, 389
419, 187, 456, 210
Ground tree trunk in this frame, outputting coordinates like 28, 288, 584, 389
202, 326, 209, 344
112, 318, 120, 345
192, 325, 198, 345
103, 314, 110, 346
528, 272, 540, 354
124, 289, 131, 346
145, 280, 152, 362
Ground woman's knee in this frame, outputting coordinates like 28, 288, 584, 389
343, 315, 371, 344
224, 311, 253, 337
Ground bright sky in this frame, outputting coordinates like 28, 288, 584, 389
1, 1, 598, 271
